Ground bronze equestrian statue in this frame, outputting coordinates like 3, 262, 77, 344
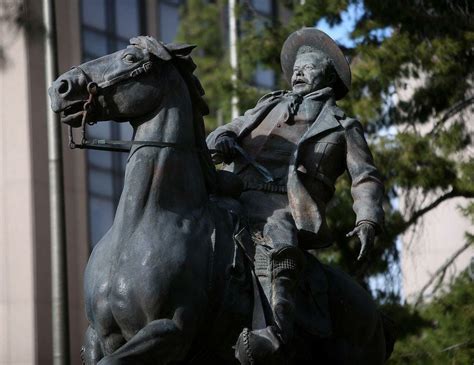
207, 28, 385, 363
48, 30, 394, 365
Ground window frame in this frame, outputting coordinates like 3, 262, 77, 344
80, 0, 147, 246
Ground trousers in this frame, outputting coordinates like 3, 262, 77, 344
239, 190, 298, 249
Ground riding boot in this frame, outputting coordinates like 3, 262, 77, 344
235, 245, 304, 365
270, 246, 304, 344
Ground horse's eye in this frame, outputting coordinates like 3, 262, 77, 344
123, 54, 137, 63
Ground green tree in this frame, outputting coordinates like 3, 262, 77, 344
388, 270, 474, 364
177, 0, 232, 128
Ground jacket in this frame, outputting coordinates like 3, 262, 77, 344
207, 90, 384, 248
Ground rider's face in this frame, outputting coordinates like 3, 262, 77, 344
291, 52, 334, 96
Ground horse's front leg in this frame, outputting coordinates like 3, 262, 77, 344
97, 309, 197, 365
81, 326, 104, 365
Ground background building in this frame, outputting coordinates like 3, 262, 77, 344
401, 196, 473, 302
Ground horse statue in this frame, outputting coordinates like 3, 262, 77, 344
48, 36, 394, 364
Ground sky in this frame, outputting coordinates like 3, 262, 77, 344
316, 3, 392, 48
316, 3, 361, 48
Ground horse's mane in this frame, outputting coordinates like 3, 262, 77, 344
130, 36, 209, 115
130, 36, 217, 193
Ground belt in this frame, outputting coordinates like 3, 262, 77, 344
243, 181, 287, 194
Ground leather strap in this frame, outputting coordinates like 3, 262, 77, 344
76, 138, 205, 153
251, 270, 268, 330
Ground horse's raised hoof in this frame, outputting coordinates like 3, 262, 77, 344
235, 326, 285, 365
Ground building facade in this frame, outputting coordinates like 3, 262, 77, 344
401, 196, 473, 302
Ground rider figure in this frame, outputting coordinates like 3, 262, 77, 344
207, 28, 384, 363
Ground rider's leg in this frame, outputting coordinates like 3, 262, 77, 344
236, 208, 304, 363
262, 208, 304, 344
268, 244, 304, 344
81, 326, 104, 365
253, 243, 304, 344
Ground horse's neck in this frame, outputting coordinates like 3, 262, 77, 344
132, 85, 195, 146
115, 76, 208, 226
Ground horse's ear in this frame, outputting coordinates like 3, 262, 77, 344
165, 43, 196, 57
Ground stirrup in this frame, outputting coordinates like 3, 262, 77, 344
235, 326, 285, 365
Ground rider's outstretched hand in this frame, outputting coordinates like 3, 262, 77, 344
346, 222, 376, 261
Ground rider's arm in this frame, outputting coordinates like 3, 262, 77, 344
343, 117, 385, 233
206, 90, 287, 150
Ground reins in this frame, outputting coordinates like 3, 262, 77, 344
68, 60, 200, 154
73, 138, 208, 153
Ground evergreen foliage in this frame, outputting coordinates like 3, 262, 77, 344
387, 271, 474, 364
177, 0, 233, 127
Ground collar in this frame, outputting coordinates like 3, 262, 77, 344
287, 87, 334, 101
283, 87, 334, 120
303, 87, 334, 100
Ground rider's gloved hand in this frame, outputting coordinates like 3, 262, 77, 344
215, 135, 238, 164
346, 221, 376, 261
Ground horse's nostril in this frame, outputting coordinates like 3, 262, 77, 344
58, 80, 69, 94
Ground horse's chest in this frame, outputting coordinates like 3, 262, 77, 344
85, 241, 166, 325
84, 214, 212, 337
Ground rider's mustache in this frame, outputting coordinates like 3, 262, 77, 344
292, 77, 309, 86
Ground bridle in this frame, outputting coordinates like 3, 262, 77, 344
65, 56, 273, 178
68, 59, 202, 153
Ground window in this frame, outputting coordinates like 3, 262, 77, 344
80, 0, 145, 246
254, 64, 275, 89
252, 0, 272, 15
158, 0, 182, 43
249, 0, 276, 89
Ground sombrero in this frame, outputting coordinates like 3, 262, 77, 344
280, 27, 351, 100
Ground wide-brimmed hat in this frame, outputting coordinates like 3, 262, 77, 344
280, 28, 351, 100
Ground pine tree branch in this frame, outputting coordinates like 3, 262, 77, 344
395, 340, 473, 359
429, 96, 474, 136
440, 340, 473, 352
414, 240, 473, 308
404, 188, 474, 229
430, 264, 448, 295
